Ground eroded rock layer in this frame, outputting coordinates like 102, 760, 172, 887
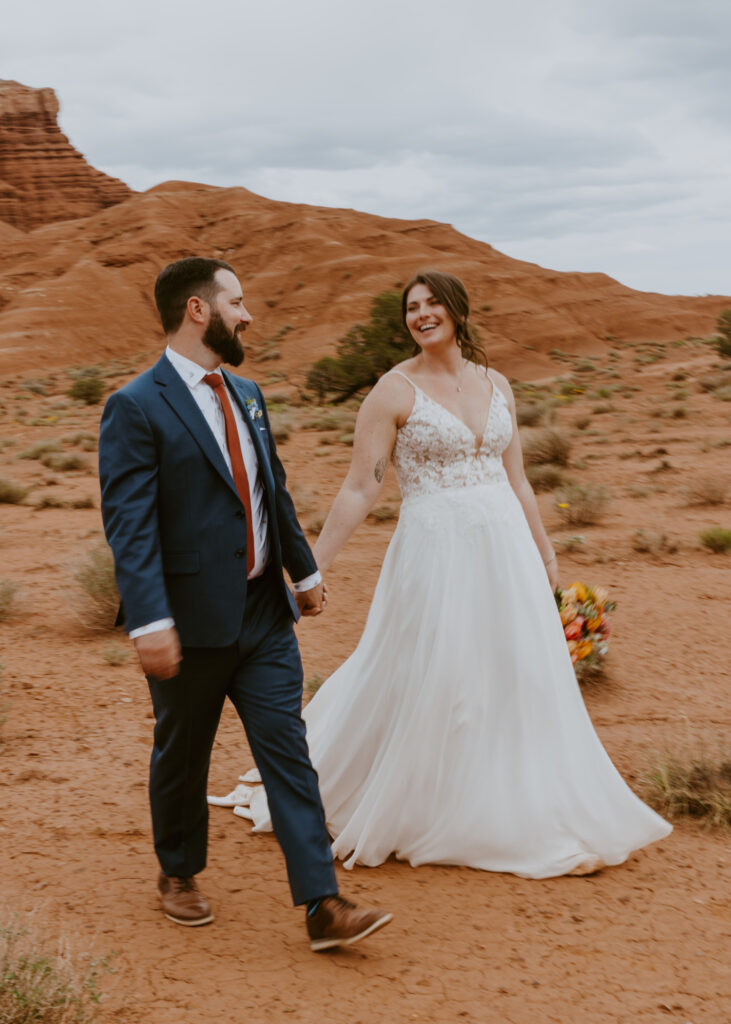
0, 80, 132, 231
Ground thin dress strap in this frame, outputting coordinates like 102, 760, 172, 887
388, 368, 418, 392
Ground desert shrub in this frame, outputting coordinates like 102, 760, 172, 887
697, 369, 731, 393
268, 411, 293, 443
306, 290, 413, 402
338, 433, 354, 446
67, 373, 105, 405
17, 439, 61, 461
632, 530, 678, 555
521, 428, 571, 467
699, 527, 731, 553
684, 474, 728, 506
0, 580, 18, 622
302, 409, 357, 432
305, 673, 324, 696
515, 403, 546, 427
34, 494, 67, 509
19, 378, 49, 396
574, 416, 590, 431
525, 464, 566, 492
591, 403, 613, 414
103, 645, 130, 666
715, 309, 731, 358
71, 496, 95, 509
0, 913, 111, 1023
715, 384, 731, 402
640, 747, 731, 828
367, 506, 398, 522
73, 541, 119, 629
64, 431, 97, 451
40, 452, 89, 472
0, 479, 28, 505
555, 484, 610, 525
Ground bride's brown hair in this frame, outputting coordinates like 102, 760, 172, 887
401, 269, 489, 370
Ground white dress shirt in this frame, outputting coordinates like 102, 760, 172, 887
128, 347, 320, 638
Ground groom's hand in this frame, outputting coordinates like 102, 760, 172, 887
133, 627, 182, 680
295, 581, 327, 617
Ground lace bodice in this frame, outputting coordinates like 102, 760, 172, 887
391, 370, 513, 501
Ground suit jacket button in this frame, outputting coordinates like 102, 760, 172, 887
235, 509, 245, 519
235, 548, 245, 558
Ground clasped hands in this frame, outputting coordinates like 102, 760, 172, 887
295, 580, 328, 617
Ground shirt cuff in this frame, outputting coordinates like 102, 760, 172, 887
291, 570, 322, 593
128, 618, 175, 639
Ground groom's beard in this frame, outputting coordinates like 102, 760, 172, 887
202, 309, 246, 367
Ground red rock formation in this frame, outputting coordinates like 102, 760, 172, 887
0, 80, 132, 230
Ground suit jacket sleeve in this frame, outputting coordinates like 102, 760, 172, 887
98, 390, 172, 631
256, 384, 318, 583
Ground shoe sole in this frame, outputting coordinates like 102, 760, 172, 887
310, 912, 393, 952
163, 911, 215, 927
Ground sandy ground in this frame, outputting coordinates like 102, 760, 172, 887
0, 338, 729, 1023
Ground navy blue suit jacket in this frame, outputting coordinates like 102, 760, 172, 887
98, 353, 316, 647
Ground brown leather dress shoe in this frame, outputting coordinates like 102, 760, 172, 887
306, 895, 392, 952
158, 872, 214, 927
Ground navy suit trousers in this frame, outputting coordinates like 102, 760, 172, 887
146, 566, 337, 906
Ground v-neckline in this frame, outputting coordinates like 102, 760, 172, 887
410, 373, 496, 451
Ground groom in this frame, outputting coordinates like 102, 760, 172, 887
98, 256, 391, 950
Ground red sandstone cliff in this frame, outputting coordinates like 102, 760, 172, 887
0, 80, 132, 230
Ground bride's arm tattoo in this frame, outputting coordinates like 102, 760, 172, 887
374, 457, 388, 483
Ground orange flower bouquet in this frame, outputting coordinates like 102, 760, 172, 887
554, 581, 616, 683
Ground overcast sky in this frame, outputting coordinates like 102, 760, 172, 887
3, 0, 730, 295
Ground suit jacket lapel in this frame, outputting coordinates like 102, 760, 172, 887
223, 372, 273, 481
153, 355, 240, 502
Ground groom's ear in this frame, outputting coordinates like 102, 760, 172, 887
187, 294, 208, 325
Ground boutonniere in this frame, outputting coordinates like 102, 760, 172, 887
245, 397, 264, 421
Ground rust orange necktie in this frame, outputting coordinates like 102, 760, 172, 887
203, 373, 256, 575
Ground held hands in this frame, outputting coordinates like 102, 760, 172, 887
295, 581, 328, 617
133, 627, 182, 680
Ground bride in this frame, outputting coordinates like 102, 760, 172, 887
211, 268, 671, 878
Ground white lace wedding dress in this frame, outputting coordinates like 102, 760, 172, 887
214, 370, 671, 877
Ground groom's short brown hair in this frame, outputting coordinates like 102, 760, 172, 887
154, 256, 235, 334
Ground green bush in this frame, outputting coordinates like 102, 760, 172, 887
715, 309, 731, 358
699, 527, 731, 553
68, 375, 105, 405
306, 290, 413, 402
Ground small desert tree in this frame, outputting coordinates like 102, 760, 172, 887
307, 290, 413, 402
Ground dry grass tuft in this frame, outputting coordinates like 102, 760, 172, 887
0, 581, 19, 621
367, 505, 398, 522
632, 529, 678, 555
684, 473, 728, 507
73, 542, 119, 630
521, 428, 571, 466
17, 439, 61, 461
515, 402, 547, 427
0, 912, 112, 1023
40, 452, 89, 472
268, 411, 294, 443
0, 479, 29, 505
555, 484, 610, 525
525, 463, 567, 492
639, 747, 731, 828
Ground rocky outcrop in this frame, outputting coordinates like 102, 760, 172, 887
0, 80, 132, 230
